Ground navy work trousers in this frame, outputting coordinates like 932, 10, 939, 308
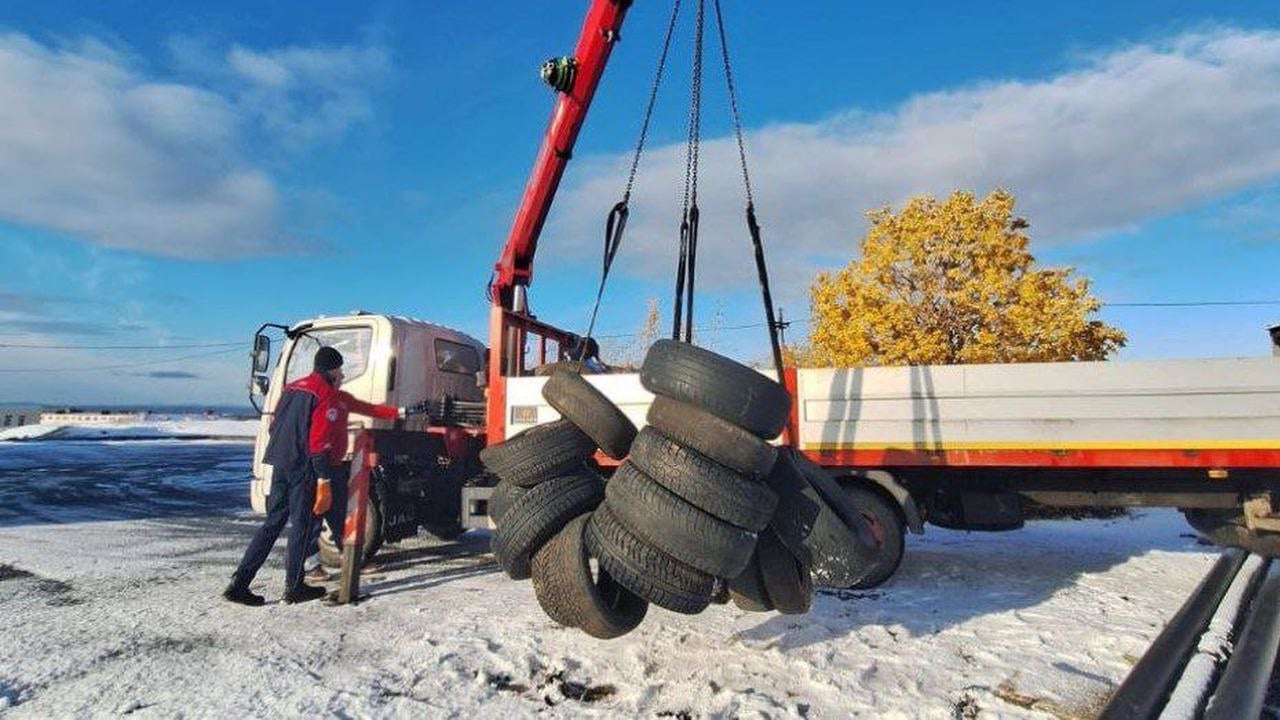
231, 465, 316, 593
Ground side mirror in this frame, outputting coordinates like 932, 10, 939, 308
252, 375, 270, 395
252, 334, 271, 373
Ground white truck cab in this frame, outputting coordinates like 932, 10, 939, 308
248, 313, 488, 558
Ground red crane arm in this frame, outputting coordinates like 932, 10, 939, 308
491, 0, 631, 306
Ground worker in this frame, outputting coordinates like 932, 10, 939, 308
569, 336, 608, 373
223, 346, 402, 606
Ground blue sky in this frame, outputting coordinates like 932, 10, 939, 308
1, 1, 1278, 406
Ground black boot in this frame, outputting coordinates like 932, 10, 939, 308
222, 584, 266, 607
282, 584, 327, 604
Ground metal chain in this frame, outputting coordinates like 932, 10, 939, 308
680, 0, 704, 214
712, 0, 753, 205
581, 0, 684, 353
621, 0, 682, 203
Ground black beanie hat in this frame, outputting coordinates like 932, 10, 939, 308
314, 347, 344, 373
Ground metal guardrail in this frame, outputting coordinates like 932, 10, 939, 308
1100, 547, 1280, 719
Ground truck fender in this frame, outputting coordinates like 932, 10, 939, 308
841, 469, 924, 535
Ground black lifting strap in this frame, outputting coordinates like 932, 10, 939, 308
580, 0, 682, 347
671, 0, 705, 343
713, 0, 784, 374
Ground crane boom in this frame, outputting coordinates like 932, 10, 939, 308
491, 0, 631, 307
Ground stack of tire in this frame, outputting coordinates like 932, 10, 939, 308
483, 339, 880, 638
482, 369, 649, 639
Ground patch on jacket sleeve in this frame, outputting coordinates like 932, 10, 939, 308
327, 408, 339, 422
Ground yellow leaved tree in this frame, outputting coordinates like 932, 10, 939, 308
801, 190, 1125, 367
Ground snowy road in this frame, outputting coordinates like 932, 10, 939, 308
0, 441, 1219, 718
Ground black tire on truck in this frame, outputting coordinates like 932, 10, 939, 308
838, 485, 906, 589
645, 396, 778, 479
584, 502, 716, 615
479, 419, 596, 488
318, 493, 383, 569
1183, 508, 1280, 557
639, 339, 792, 440
542, 370, 637, 460
531, 513, 649, 639
491, 471, 605, 580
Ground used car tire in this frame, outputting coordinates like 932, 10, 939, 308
765, 450, 872, 589
491, 471, 604, 580
728, 551, 774, 612
531, 513, 649, 639
628, 427, 777, 531
639, 339, 791, 440
480, 419, 596, 488
543, 370, 637, 460
318, 493, 382, 568
584, 502, 716, 615
489, 480, 528, 524
605, 461, 757, 579
794, 455, 878, 549
646, 396, 778, 479
756, 528, 812, 614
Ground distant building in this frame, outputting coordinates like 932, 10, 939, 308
39, 409, 147, 425
0, 407, 39, 429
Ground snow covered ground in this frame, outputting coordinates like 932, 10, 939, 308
0, 440, 1221, 718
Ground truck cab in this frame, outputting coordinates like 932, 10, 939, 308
249, 313, 489, 561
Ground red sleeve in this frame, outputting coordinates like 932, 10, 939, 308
309, 393, 335, 456
338, 391, 399, 421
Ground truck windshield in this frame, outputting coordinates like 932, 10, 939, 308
285, 327, 374, 383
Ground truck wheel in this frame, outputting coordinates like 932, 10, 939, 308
531, 513, 649, 639
639, 339, 791, 440
584, 502, 715, 615
645, 396, 778, 479
605, 461, 757, 579
1183, 509, 1280, 557
728, 549, 774, 612
795, 455, 879, 549
628, 427, 777, 531
765, 451, 872, 589
318, 497, 383, 569
543, 371, 637, 460
422, 521, 466, 541
480, 419, 596, 488
491, 471, 605, 580
757, 528, 812, 614
837, 486, 905, 589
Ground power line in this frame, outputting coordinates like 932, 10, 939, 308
592, 299, 1280, 340
1106, 300, 1280, 308
0, 341, 242, 350
0, 347, 240, 373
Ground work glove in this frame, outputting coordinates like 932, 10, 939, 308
313, 478, 333, 516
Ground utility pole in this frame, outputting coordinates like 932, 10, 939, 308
775, 306, 791, 348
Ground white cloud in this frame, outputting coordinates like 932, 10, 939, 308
0, 33, 387, 259
227, 43, 390, 149
547, 28, 1280, 294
